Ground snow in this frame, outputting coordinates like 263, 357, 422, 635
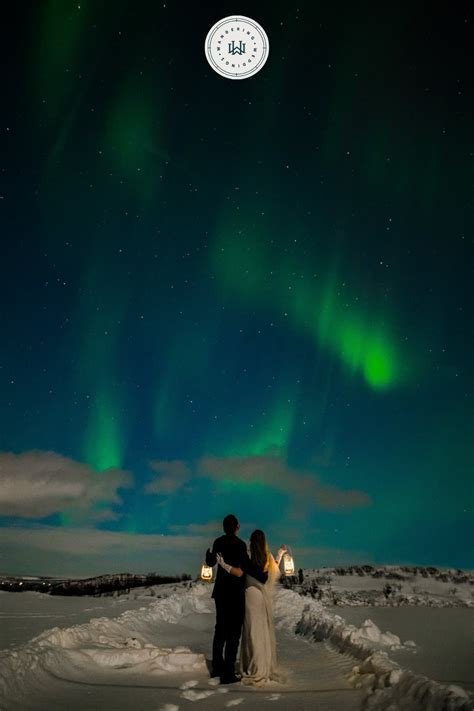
0, 588, 158, 648
0, 577, 472, 710
296, 565, 473, 607
292, 593, 473, 710
333, 606, 474, 692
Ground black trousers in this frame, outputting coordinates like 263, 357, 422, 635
212, 595, 245, 676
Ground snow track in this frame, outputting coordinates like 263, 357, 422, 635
0, 584, 472, 710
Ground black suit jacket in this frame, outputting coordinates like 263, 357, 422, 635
205, 534, 268, 600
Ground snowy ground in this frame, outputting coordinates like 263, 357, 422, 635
0, 576, 472, 710
331, 606, 473, 692
296, 565, 473, 608
0, 583, 362, 711
0, 590, 155, 649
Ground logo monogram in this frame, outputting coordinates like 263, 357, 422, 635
228, 40, 246, 55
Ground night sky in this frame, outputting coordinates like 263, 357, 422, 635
0, 2, 472, 576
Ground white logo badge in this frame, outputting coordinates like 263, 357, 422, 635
204, 16, 269, 80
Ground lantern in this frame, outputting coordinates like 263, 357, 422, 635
283, 552, 295, 577
201, 564, 213, 582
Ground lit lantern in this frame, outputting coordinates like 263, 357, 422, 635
201, 564, 213, 582
283, 552, 295, 576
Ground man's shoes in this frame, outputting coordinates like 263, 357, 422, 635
210, 669, 221, 678
220, 673, 241, 685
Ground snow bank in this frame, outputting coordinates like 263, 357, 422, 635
350, 655, 472, 711
0, 584, 211, 707
276, 589, 473, 711
274, 588, 412, 652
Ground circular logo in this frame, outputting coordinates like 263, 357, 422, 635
204, 16, 269, 80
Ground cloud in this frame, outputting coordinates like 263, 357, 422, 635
144, 451, 371, 514
169, 521, 223, 536
0, 450, 132, 519
146, 459, 192, 494
0, 525, 373, 577
0, 524, 374, 578
0, 525, 209, 577
197, 452, 371, 512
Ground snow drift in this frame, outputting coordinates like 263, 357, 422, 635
291, 595, 472, 710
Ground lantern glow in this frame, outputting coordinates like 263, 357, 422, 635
201, 564, 213, 581
283, 553, 295, 576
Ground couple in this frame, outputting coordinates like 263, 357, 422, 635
205, 514, 286, 686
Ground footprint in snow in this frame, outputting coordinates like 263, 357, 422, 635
225, 700, 244, 707
266, 694, 281, 701
181, 690, 215, 701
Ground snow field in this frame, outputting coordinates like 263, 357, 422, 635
0, 584, 210, 707
299, 566, 473, 608
0, 581, 472, 710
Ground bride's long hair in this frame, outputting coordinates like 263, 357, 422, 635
249, 529, 269, 571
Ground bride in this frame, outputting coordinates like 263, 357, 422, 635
217, 530, 286, 686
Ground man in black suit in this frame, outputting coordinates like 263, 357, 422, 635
205, 514, 268, 684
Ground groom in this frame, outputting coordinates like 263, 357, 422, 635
205, 514, 268, 684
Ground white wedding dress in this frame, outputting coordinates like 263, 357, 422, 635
240, 553, 285, 686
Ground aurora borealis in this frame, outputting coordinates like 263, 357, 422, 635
0, 2, 472, 576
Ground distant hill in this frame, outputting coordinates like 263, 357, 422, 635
0, 572, 191, 595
